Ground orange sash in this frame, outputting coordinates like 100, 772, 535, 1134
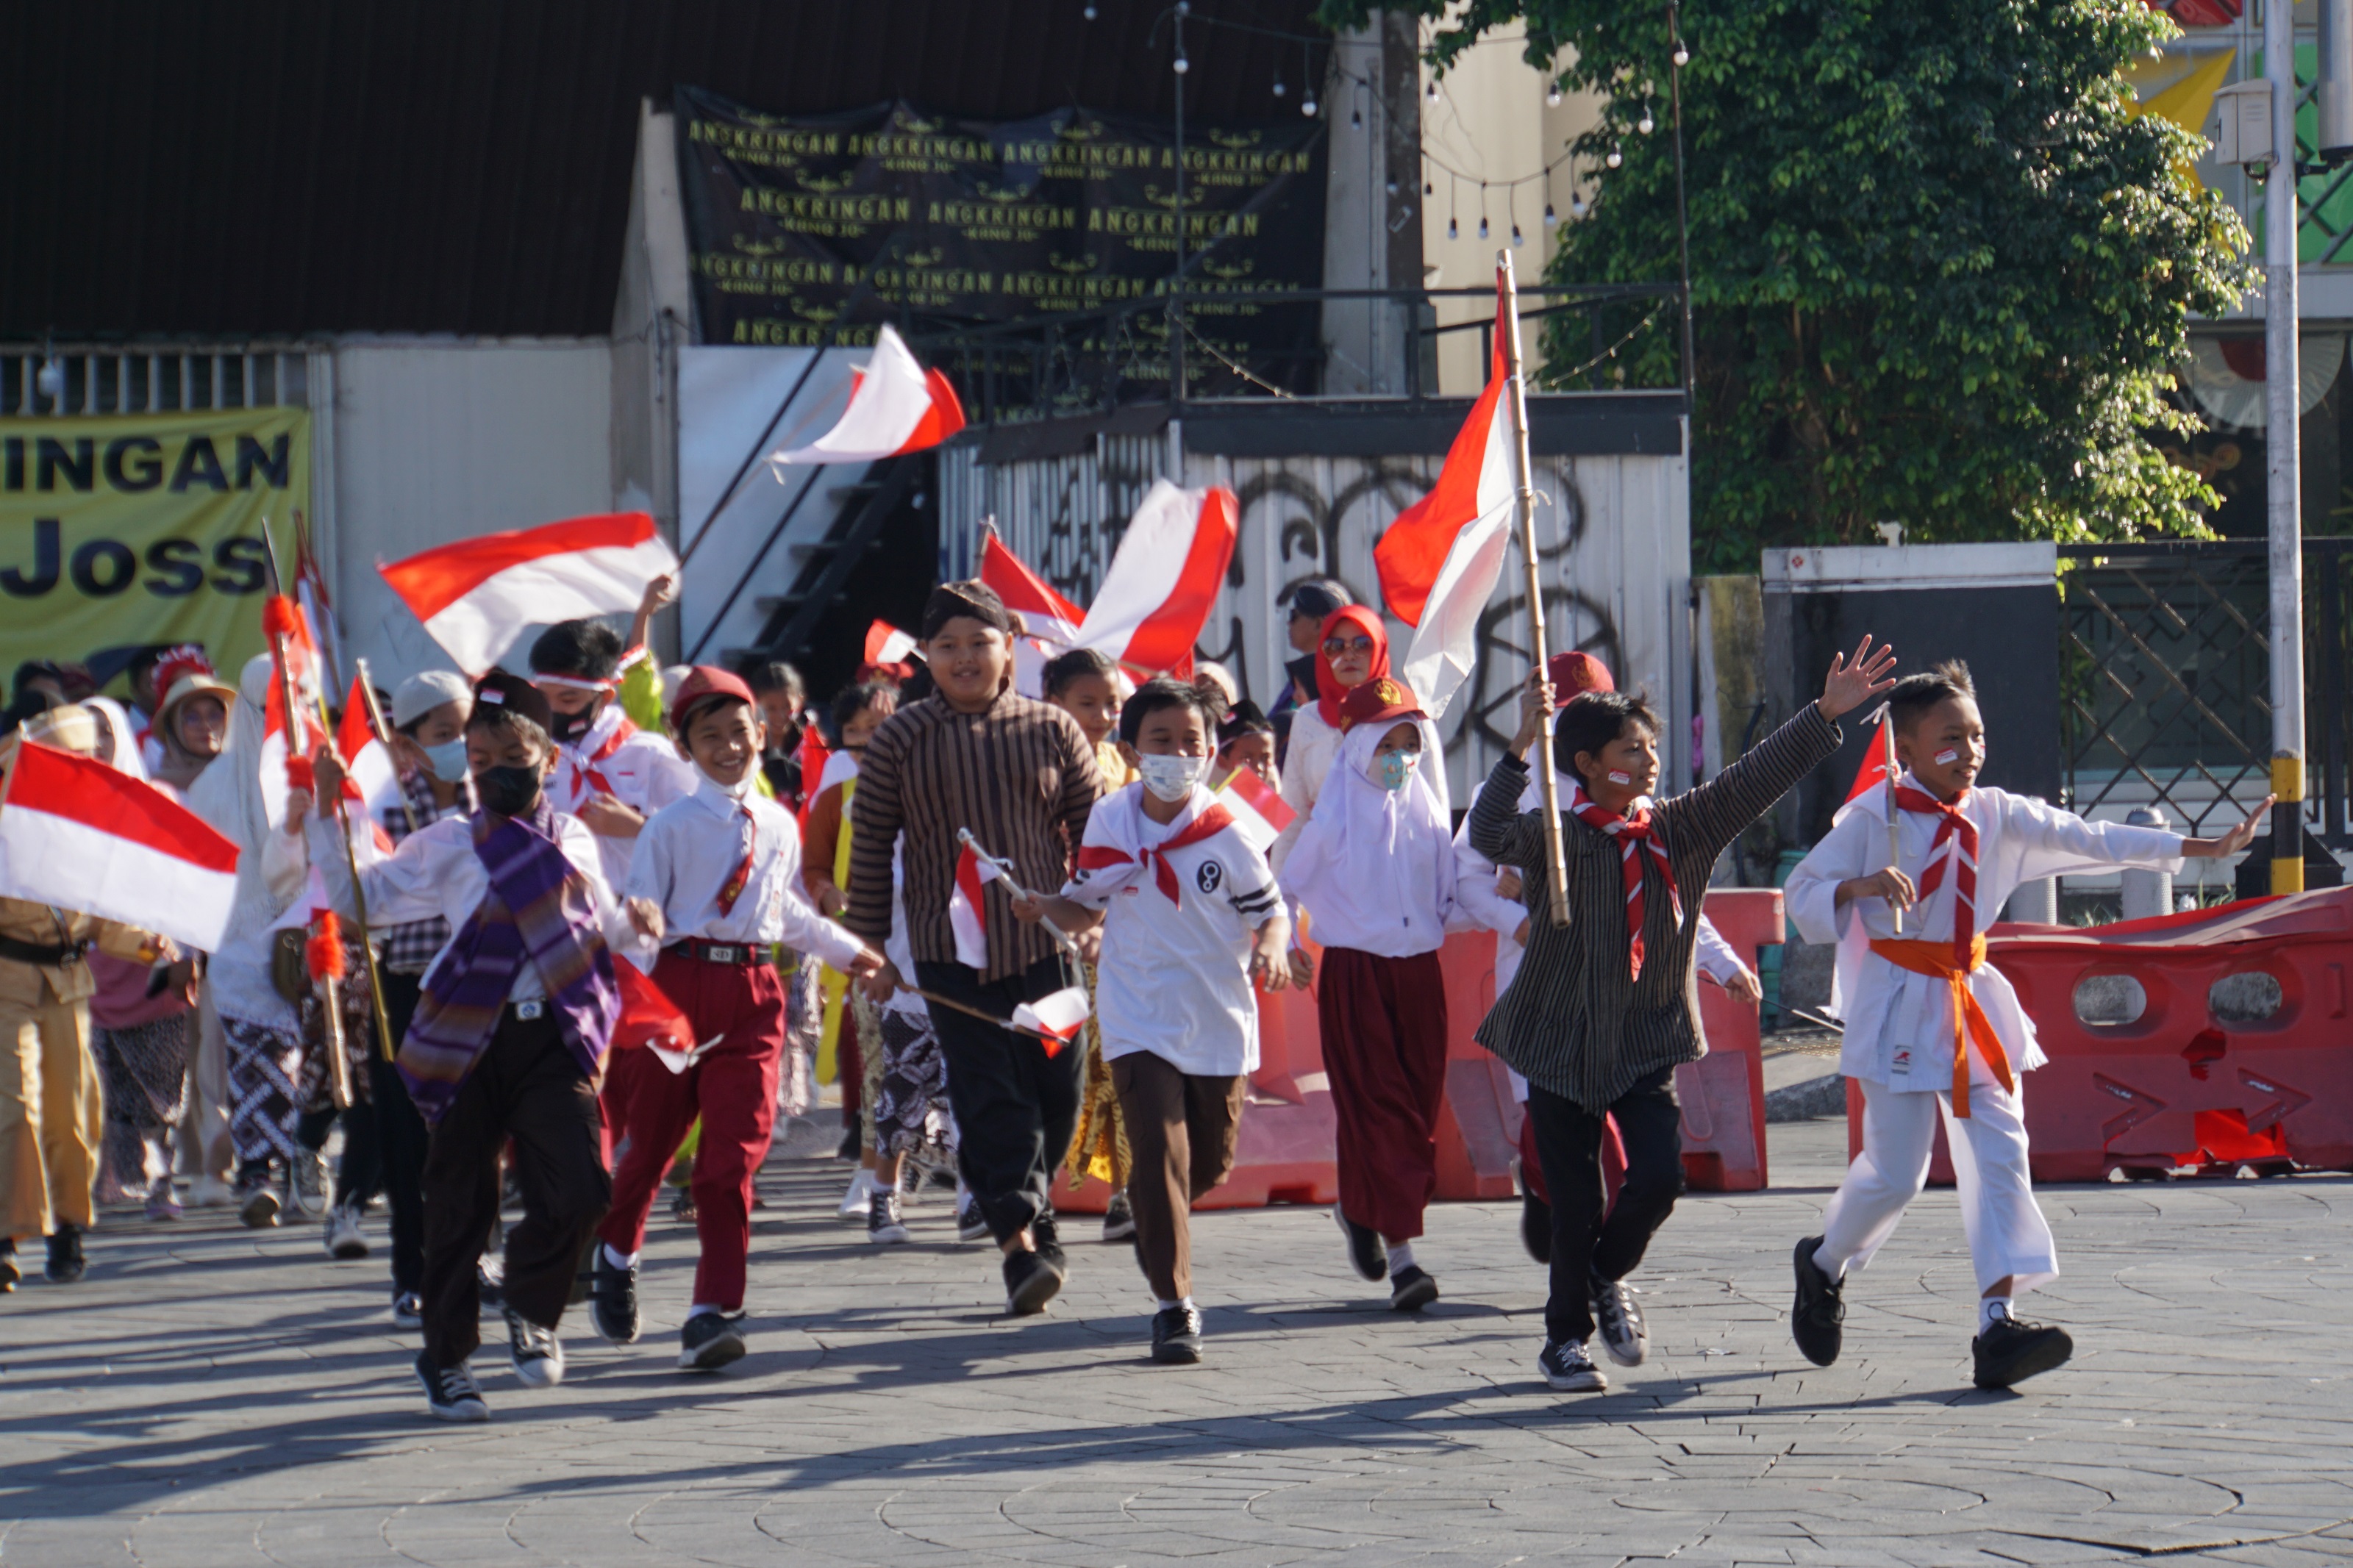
1866, 934, 2013, 1118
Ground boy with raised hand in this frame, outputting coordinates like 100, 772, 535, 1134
527, 615, 697, 892
305, 673, 643, 1423
593, 667, 884, 1372
1012, 677, 1290, 1364
1782, 661, 2268, 1390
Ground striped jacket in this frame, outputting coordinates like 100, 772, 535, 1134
1468, 703, 1840, 1111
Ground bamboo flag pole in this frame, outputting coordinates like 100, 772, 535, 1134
1881, 709, 1904, 936
353, 658, 421, 838
1496, 251, 1572, 928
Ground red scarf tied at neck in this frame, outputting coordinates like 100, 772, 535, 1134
1567, 781, 1679, 979
1890, 784, 1979, 964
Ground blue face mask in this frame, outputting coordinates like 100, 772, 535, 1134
422, 738, 470, 784
1374, 749, 1419, 793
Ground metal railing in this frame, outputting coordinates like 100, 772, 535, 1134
2057, 538, 2352, 848
0, 347, 314, 415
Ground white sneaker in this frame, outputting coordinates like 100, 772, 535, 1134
1590, 1271, 1649, 1367
836, 1167, 875, 1221
289, 1151, 330, 1220
324, 1205, 368, 1261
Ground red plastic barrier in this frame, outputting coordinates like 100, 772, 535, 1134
1844, 888, 2353, 1183
1676, 888, 1781, 1192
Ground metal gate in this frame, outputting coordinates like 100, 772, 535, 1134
2057, 538, 2352, 850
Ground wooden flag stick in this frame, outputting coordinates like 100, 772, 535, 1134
1882, 709, 1904, 936
1496, 251, 1572, 929
352, 657, 421, 838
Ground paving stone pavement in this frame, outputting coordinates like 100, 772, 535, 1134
3, 1118, 2350, 1567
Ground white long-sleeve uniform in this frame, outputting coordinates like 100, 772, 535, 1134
1783, 780, 2183, 1092
624, 774, 864, 973
549, 706, 699, 891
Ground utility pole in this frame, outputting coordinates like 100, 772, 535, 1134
2265, 0, 2306, 893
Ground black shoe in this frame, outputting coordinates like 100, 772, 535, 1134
415, 1353, 490, 1422
589, 1247, 640, 1345
503, 1306, 564, 1387
956, 1200, 992, 1244
1031, 1208, 1066, 1270
1519, 1191, 1552, 1264
1538, 1338, 1608, 1392
1590, 1270, 1646, 1366
1003, 1247, 1066, 1316
679, 1310, 747, 1372
669, 1186, 697, 1225
390, 1290, 424, 1328
1389, 1264, 1440, 1312
1790, 1235, 1846, 1367
1972, 1313, 2074, 1389
1101, 1191, 1137, 1242
1, 1239, 20, 1292
43, 1226, 84, 1284
867, 1190, 910, 1245
1335, 1209, 1388, 1281
837, 1126, 860, 1160
1151, 1304, 1204, 1364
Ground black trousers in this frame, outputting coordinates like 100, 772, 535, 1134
418, 1009, 610, 1369
1526, 1064, 1686, 1345
350, 970, 435, 1294
915, 956, 1085, 1244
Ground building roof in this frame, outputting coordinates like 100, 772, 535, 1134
0, 0, 1327, 341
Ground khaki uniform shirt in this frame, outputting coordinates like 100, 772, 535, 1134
0, 898, 159, 1012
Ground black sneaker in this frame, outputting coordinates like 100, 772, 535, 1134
678, 1310, 747, 1372
957, 1199, 992, 1243
1389, 1264, 1440, 1312
589, 1247, 640, 1345
415, 1353, 490, 1422
1590, 1270, 1646, 1367
44, 1225, 85, 1284
390, 1290, 424, 1328
1151, 1304, 1204, 1364
1971, 1312, 2074, 1389
868, 1191, 910, 1245
1031, 1208, 1066, 1270
1335, 1210, 1388, 1282
1, 1239, 21, 1292
1790, 1235, 1846, 1367
1101, 1191, 1137, 1242
503, 1307, 564, 1386
670, 1186, 697, 1225
1003, 1247, 1066, 1316
836, 1126, 860, 1160
1538, 1338, 1608, 1392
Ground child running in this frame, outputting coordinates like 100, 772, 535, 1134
1013, 677, 1290, 1363
1782, 661, 2268, 1389
593, 667, 884, 1371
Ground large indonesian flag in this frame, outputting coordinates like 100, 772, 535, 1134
1384, 271, 1518, 720
1216, 767, 1296, 853
0, 742, 240, 952
769, 325, 965, 466
378, 512, 679, 676
1077, 480, 1239, 676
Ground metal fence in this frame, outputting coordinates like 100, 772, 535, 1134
2057, 539, 2352, 848
0, 348, 314, 416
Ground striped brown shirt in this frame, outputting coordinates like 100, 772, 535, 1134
845, 688, 1102, 981
1468, 703, 1840, 1111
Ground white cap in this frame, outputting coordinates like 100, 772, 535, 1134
392, 669, 473, 728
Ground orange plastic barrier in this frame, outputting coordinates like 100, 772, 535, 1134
1677, 889, 1782, 1192
1844, 888, 2353, 1182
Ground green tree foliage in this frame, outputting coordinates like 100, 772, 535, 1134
1321, 0, 2251, 570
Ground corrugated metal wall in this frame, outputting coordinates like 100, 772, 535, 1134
941, 437, 1694, 798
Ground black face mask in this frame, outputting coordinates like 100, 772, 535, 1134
547, 703, 597, 744
476, 764, 543, 817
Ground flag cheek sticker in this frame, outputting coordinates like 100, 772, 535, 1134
1607, 769, 1633, 785
1934, 748, 1960, 766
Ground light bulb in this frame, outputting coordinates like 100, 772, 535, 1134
1546, 87, 1563, 107
1605, 147, 1623, 168
1272, 70, 1285, 96
1423, 179, 1433, 196
1174, 55, 1189, 74
1385, 179, 1399, 196
1638, 112, 1654, 135
1447, 216, 1458, 240
1350, 104, 1361, 127
1543, 202, 1557, 226
1478, 214, 1489, 239
1673, 46, 1690, 67
1427, 80, 1439, 103
1083, 1, 1097, 14
1570, 195, 1588, 218
35, 359, 64, 398
1302, 96, 1318, 117
1512, 224, 1524, 247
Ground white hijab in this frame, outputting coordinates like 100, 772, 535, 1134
184, 655, 301, 1024
1283, 715, 1454, 958
185, 655, 275, 853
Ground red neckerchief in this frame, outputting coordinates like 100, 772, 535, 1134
1566, 781, 1677, 980
574, 717, 637, 800
1890, 783, 1978, 970
1074, 801, 1237, 906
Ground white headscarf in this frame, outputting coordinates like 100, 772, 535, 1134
186, 655, 276, 852
185, 654, 301, 1023
80, 698, 151, 783
1282, 714, 1454, 958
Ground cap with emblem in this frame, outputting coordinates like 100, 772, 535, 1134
1547, 651, 1613, 705
668, 665, 756, 733
1337, 676, 1424, 732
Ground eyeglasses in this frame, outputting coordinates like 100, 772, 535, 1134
1322, 636, 1377, 656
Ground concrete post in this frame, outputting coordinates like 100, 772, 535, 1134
2120, 806, 2174, 920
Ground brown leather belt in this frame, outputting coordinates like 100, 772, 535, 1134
0, 934, 83, 967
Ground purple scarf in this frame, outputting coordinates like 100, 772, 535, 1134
398, 798, 620, 1124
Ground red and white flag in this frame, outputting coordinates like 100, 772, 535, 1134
0, 741, 241, 952
768, 325, 965, 466
336, 675, 404, 828
948, 841, 1004, 970
257, 597, 329, 832
377, 512, 680, 677
611, 961, 719, 1072
1844, 712, 1895, 804
1011, 986, 1090, 1057
863, 620, 918, 667
981, 531, 1085, 645
1382, 273, 1518, 719
1216, 767, 1296, 853
1076, 480, 1239, 677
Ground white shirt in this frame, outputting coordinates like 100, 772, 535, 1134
308, 810, 645, 1001
548, 705, 699, 889
1268, 701, 1342, 879
626, 773, 863, 971
1062, 784, 1282, 1077
1785, 780, 2184, 1090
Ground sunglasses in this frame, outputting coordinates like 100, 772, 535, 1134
1322, 636, 1377, 657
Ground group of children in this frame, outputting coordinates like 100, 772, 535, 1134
0, 558, 2274, 1421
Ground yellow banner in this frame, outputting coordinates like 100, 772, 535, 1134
0, 407, 310, 696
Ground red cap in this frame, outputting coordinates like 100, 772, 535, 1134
669, 665, 756, 731
1337, 675, 1424, 732
1548, 651, 1613, 704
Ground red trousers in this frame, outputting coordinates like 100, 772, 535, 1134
596, 952, 785, 1312
1316, 946, 1448, 1242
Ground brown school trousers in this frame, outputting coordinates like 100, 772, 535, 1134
1110, 1050, 1246, 1302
